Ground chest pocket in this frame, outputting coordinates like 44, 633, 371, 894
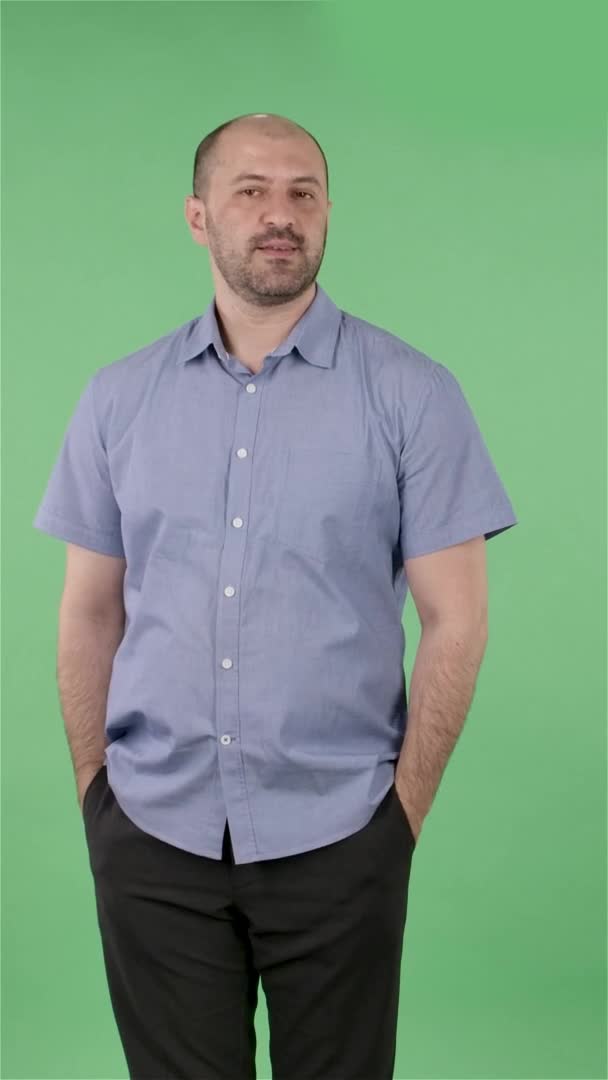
274, 447, 379, 563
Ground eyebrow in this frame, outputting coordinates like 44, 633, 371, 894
229, 172, 322, 189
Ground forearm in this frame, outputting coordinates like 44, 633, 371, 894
57, 608, 125, 780
395, 619, 488, 831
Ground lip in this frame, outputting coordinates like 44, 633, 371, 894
258, 246, 298, 259
258, 244, 298, 252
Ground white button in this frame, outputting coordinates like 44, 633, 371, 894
246, 383, 257, 394
221, 658, 233, 669
236, 448, 248, 459
232, 517, 243, 528
220, 734, 232, 745
224, 585, 236, 597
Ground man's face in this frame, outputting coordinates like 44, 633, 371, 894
187, 131, 332, 308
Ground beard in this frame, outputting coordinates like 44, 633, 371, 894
205, 216, 327, 307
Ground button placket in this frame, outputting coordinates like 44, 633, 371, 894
214, 373, 264, 853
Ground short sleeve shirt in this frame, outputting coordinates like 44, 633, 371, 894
33, 282, 518, 863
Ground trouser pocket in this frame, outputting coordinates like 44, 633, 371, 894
392, 783, 416, 847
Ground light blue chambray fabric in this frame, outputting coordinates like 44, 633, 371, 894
33, 282, 518, 863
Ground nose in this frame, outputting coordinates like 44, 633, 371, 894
258, 194, 300, 229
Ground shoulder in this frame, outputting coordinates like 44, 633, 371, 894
341, 306, 445, 384
339, 305, 453, 428
87, 314, 200, 431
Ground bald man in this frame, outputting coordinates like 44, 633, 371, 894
34, 112, 518, 1079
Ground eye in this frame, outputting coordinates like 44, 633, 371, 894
239, 189, 314, 199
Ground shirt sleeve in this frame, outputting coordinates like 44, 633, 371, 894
32, 372, 126, 558
397, 361, 518, 562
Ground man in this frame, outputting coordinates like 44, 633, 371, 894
33, 112, 518, 1079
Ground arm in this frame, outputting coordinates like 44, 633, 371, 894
395, 536, 489, 840
57, 543, 126, 810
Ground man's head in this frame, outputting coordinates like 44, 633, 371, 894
184, 113, 332, 309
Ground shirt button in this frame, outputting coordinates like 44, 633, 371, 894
220, 734, 232, 745
224, 585, 236, 597
236, 448, 248, 459
232, 517, 243, 528
246, 383, 257, 394
221, 658, 233, 669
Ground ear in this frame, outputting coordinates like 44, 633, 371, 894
184, 196, 209, 249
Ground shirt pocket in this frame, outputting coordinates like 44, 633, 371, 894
150, 523, 199, 562
152, 514, 227, 559
274, 447, 380, 563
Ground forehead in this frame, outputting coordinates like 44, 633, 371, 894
216, 129, 323, 181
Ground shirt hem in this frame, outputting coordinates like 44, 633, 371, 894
108, 780, 392, 864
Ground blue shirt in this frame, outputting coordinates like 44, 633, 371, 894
33, 282, 518, 864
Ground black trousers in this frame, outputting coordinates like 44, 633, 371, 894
82, 764, 417, 1080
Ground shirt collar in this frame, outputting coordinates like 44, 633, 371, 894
176, 281, 341, 369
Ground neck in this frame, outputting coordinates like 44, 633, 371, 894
214, 282, 317, 363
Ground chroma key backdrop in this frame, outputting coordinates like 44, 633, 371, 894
2, 1, 605, 1078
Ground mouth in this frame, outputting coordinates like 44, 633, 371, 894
257, 243, 299, 257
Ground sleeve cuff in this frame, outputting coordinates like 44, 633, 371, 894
33, 507, 125, 558
402, 512, 518, 561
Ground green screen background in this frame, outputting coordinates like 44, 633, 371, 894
2, 1, 606, 1077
